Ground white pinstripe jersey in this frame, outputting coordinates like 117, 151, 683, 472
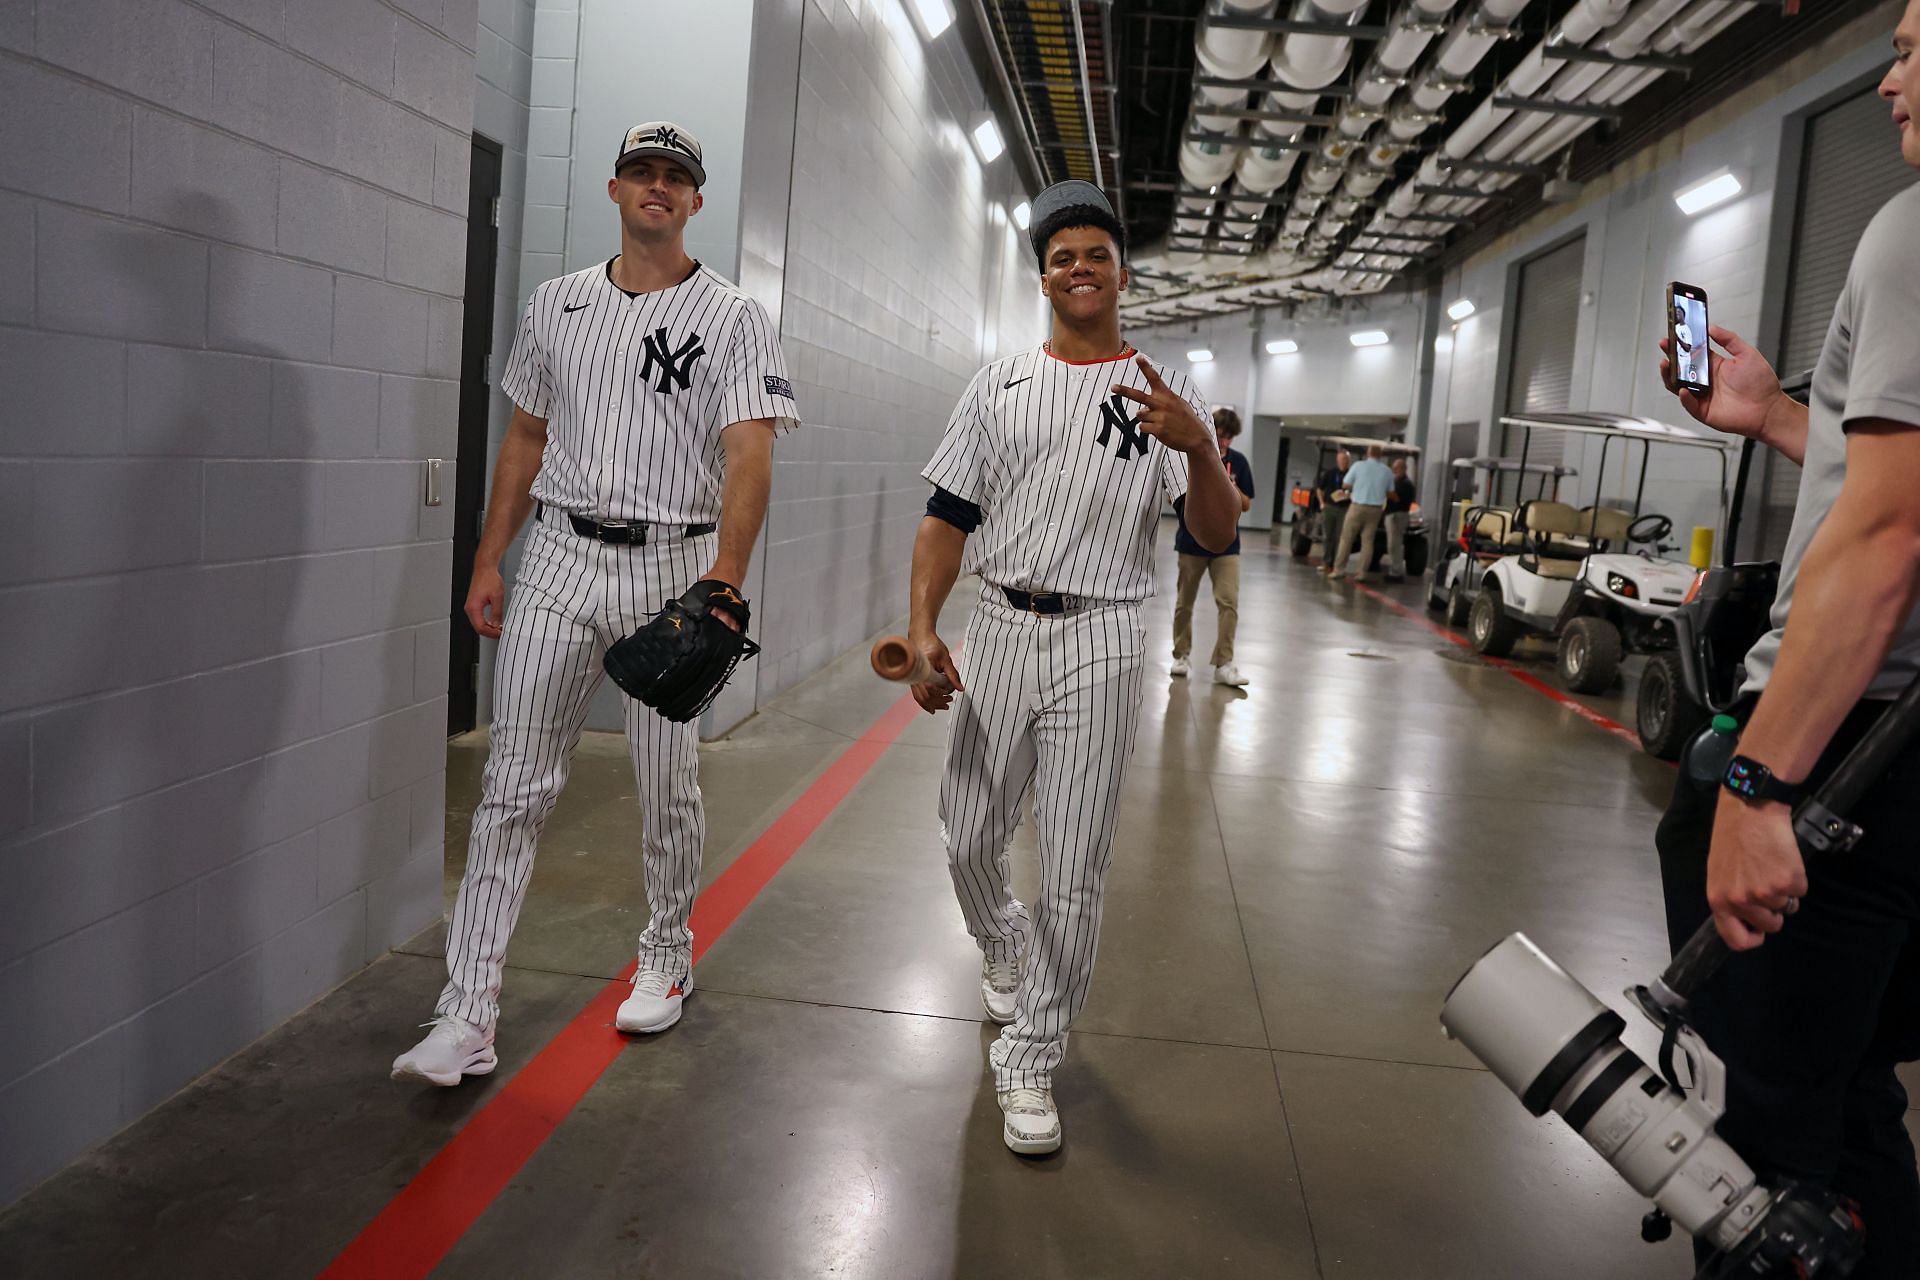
501, 259, 800, 524
923, 345, 1198, 602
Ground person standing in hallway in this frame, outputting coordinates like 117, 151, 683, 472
1382, 456, 1416, 583
1314, 447, 1351, 565
905, 180, 1239, 1157
1653, 11, 1920, 1275
392, 122, 800, 1086
1326, 444, 1392, 582
1171, 407, 1256, 688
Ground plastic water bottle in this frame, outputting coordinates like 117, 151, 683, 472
1683, 714, 1741, 787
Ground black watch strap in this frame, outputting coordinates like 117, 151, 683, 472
1723, 754, 1807, 806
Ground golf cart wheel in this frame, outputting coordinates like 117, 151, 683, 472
1445, 575, 1472, 628
1638, 651, 1708, 760
1558, 616, 1623, 693
1469, 583, 1519, 657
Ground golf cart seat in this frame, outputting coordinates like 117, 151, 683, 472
1518, 500, 1590, 559
1464, 507, 1523, 553
1580, 505, 1635, 548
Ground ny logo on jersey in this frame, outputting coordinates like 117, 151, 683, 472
1093, 394, 1150, 461
640, 328, 706, 394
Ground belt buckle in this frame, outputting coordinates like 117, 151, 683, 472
606, 520, 645, 544
1030, 591, 1058, 615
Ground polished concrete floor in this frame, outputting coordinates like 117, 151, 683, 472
3, 524, 1915, 1279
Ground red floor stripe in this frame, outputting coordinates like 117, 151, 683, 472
318, 693, 925, 1280
1349, 579, 1652, 753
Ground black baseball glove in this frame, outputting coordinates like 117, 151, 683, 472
603, 580, 760, 723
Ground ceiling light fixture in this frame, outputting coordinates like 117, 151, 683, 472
906, 0, 954, 39
1350, 330, 1389, 348
1011, 200, 1031, 230
1265, 338, 1298, 355
1446, 298, 1475, 321
1188, 348, 1215, 363
1674, 169, 1742, 216
970, 118, 1005, 163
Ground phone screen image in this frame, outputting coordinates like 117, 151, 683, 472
1670, 285, 1709, 392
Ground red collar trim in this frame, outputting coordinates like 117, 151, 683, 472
1042, 343, 1136, 366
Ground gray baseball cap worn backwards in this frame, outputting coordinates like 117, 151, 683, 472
1027, 179, 1114, 256
616, 121, 706, 187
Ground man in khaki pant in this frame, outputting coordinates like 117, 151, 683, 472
1171, 409, 1256, 687
1326, 444, 1393, 582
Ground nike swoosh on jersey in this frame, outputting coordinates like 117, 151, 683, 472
563, 302, 591, 313
1003, 375, 1033, 389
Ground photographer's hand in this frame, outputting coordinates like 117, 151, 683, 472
1706, 796, 1806, 951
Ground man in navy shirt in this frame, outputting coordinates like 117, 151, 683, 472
1171, 408, 1256, 687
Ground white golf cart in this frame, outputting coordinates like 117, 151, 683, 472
1461, 413, 1739, 700
1288, 434, 1429, 576
1426, 455, 1579, 626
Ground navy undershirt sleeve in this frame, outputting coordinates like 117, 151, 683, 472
926, 486, 983, 533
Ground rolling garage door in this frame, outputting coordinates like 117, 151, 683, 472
1759, 83, 1918, 557
1499, 234, 1585, 498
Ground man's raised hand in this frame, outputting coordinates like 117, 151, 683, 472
1111, 356, 1210, 454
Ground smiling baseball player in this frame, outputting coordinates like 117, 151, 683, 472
906, 180, 1240, 1154
393, 121, 799, 1086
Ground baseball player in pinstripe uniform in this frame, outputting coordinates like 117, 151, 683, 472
394, 122, 799, 1086
906, 181, 1240, 1153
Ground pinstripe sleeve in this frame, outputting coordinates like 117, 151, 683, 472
717, 298, 801, 436
922, 369, 994, 508
499, 295, 553, 418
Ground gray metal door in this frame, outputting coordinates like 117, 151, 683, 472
1499, 235, 1585, 497
1759, 83, 1919, 558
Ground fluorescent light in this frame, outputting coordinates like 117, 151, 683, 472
1434, 334, 1454, 353
1675, 170, 1742, 216
1446, 298, 1475, 321
1350, 330, 1390, 348
1265, 338, 1298, 355
1011, 200, 1031, 230
971, 118, 1004, 163
1187, 348, 1215, 363
906, 0, 954, 39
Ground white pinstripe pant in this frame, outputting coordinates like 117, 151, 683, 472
941, 593, 1146, 1092
437, 516, 713, 1034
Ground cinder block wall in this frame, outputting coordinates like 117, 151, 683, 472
756, 0, 1044, 698
0, 0, 477, 1203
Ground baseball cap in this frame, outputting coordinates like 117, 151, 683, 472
615, 121, 706, 187
1027, 179, 1116, 256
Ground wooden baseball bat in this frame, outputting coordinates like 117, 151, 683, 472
870, 635, 951, 689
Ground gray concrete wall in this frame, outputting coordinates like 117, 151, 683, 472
755, 0, 1045, 698
0, 0, 475, 1203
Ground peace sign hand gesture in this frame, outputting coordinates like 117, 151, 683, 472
1110, 356, 1210, 454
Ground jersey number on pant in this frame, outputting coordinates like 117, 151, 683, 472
641, 328, 707, 394
1094, 394, 1149, 462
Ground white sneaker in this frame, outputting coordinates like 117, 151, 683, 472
999, 1086, 1062, 1155
1214, 663, 1249, 688
981, 955, 1020, 1024
1170, 656, 1190, 678
616, 970, 691, 1034
391, 1015, 496, 1087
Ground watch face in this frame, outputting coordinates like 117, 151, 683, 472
1724, 757, 1768, 799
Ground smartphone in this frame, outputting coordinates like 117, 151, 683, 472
1667, 281, 1710, 394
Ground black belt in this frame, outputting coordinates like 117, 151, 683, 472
538, 504, 716, 546
1001, 587, 1092, 615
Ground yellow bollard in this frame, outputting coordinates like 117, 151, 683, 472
1689, 525, 1714, 569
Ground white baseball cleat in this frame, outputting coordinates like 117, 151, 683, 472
616, 970, 691, 1034
1214, 663, 1249, 688
981, 954, 1020, 1024
999, 1087, 1062, 1156
1169, 656, 1190, 678
391, 1015, 496, 1087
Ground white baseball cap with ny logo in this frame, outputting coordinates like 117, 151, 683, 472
616, 121, 706, 187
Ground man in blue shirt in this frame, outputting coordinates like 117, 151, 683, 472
1326, 443, 1393, 581
1171, 408, 1256, 686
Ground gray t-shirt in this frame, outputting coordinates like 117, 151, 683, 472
1743, 182, 1920, 696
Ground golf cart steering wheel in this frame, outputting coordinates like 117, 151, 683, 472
1627, 513, 1672, 545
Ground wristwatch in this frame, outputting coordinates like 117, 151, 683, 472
1722, 754, 1807, 807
